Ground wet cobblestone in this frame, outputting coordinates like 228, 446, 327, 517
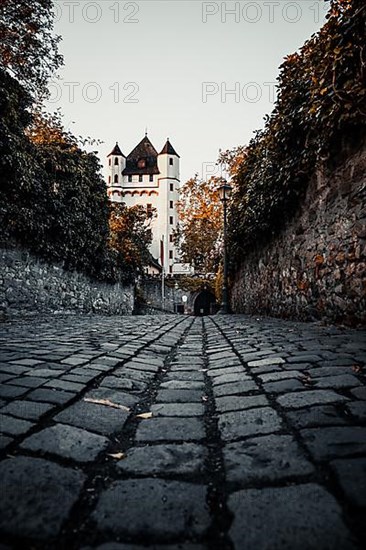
0, 314, 365, 549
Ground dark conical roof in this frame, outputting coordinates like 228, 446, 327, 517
128, 135, 159, 159
107, 142, 125, 157
123, 135, 160, 176
160, 138, 180, 158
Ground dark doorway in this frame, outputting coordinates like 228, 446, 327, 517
194, 291, 216, 316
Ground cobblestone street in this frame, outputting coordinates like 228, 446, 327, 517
0, 314, 365, 549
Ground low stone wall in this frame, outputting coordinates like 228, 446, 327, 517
0, 248, 134, 317
138, 279, 187, 314
231, 141, 366, 326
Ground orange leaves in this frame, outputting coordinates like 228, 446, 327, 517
176, 175, 224, 274
108, 203, 153, 273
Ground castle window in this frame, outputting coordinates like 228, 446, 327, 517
169, 158, 174, 166
170, 183, 174, 192
149, 174, 154, 182
138, 159, 146, 169
146, 204, 153, 218
170, 234, 174, 243
108, 176, 111, 184
114, 175, 118, 184
139, 175, 143, 182
170, 216, 174, 225
169, 266, 173, 274
169, 250, 173, 259
170, 201, 173, 209
128, 175, 132, 183
109, 159, 111, 166
114, 158, 119, 165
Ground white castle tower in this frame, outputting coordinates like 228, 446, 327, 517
107, 135, 180, 274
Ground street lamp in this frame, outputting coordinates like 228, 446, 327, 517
174, 281, 179, 313
218, 181, 233, 314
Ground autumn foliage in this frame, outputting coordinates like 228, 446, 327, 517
227, 0, 366, 267
0, 71, 154, 282
0, 2, 154, 282
0, 0, 63, 100
175, 176, 223, 274
109, 203, 154, 275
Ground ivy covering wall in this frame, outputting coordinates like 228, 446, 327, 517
228, 0, 366, 265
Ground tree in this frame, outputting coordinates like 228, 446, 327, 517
0, 0, 63, 99
109, 203, 155, 275
218, 146, 247, 178
0, 91, 117, 282
175, 175, 223, 274
0, 68, 36, 243
226, 0, 366, 267
28, 109, 115, 279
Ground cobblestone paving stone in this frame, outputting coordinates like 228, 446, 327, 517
0, 314, 365, 549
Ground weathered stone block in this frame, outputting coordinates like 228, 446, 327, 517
0, 457, 85, 539
93, 479, 210, 539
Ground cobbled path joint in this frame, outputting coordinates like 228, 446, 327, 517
0, 314, 365, 549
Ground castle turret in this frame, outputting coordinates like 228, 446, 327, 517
158, 139, 180, 274
107, 142, 126, 189
158, 138, 180, 181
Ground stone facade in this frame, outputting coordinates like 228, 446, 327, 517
231, 141, 366, 326
0, 248, 134, 317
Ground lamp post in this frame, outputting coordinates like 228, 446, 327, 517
218, 181, 233, 314
174, 281, 179, 313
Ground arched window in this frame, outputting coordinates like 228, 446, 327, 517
114, 157, 119, 165
114, 175, 118, 184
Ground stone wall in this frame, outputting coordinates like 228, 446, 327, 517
137, 279, 187, 314
0, 248, 134, 317
231, 141, 366, 326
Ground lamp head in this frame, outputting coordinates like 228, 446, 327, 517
218, 182, 233, 202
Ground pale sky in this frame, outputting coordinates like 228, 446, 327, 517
48, 1, 328, 183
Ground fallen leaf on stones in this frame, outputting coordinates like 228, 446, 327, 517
352, 365, 362, 373
107, 452, 126, 460
301, 375, 313, 386
136, 412, 153, 419
202, 396, 208, 402
84, 398, 130, 412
